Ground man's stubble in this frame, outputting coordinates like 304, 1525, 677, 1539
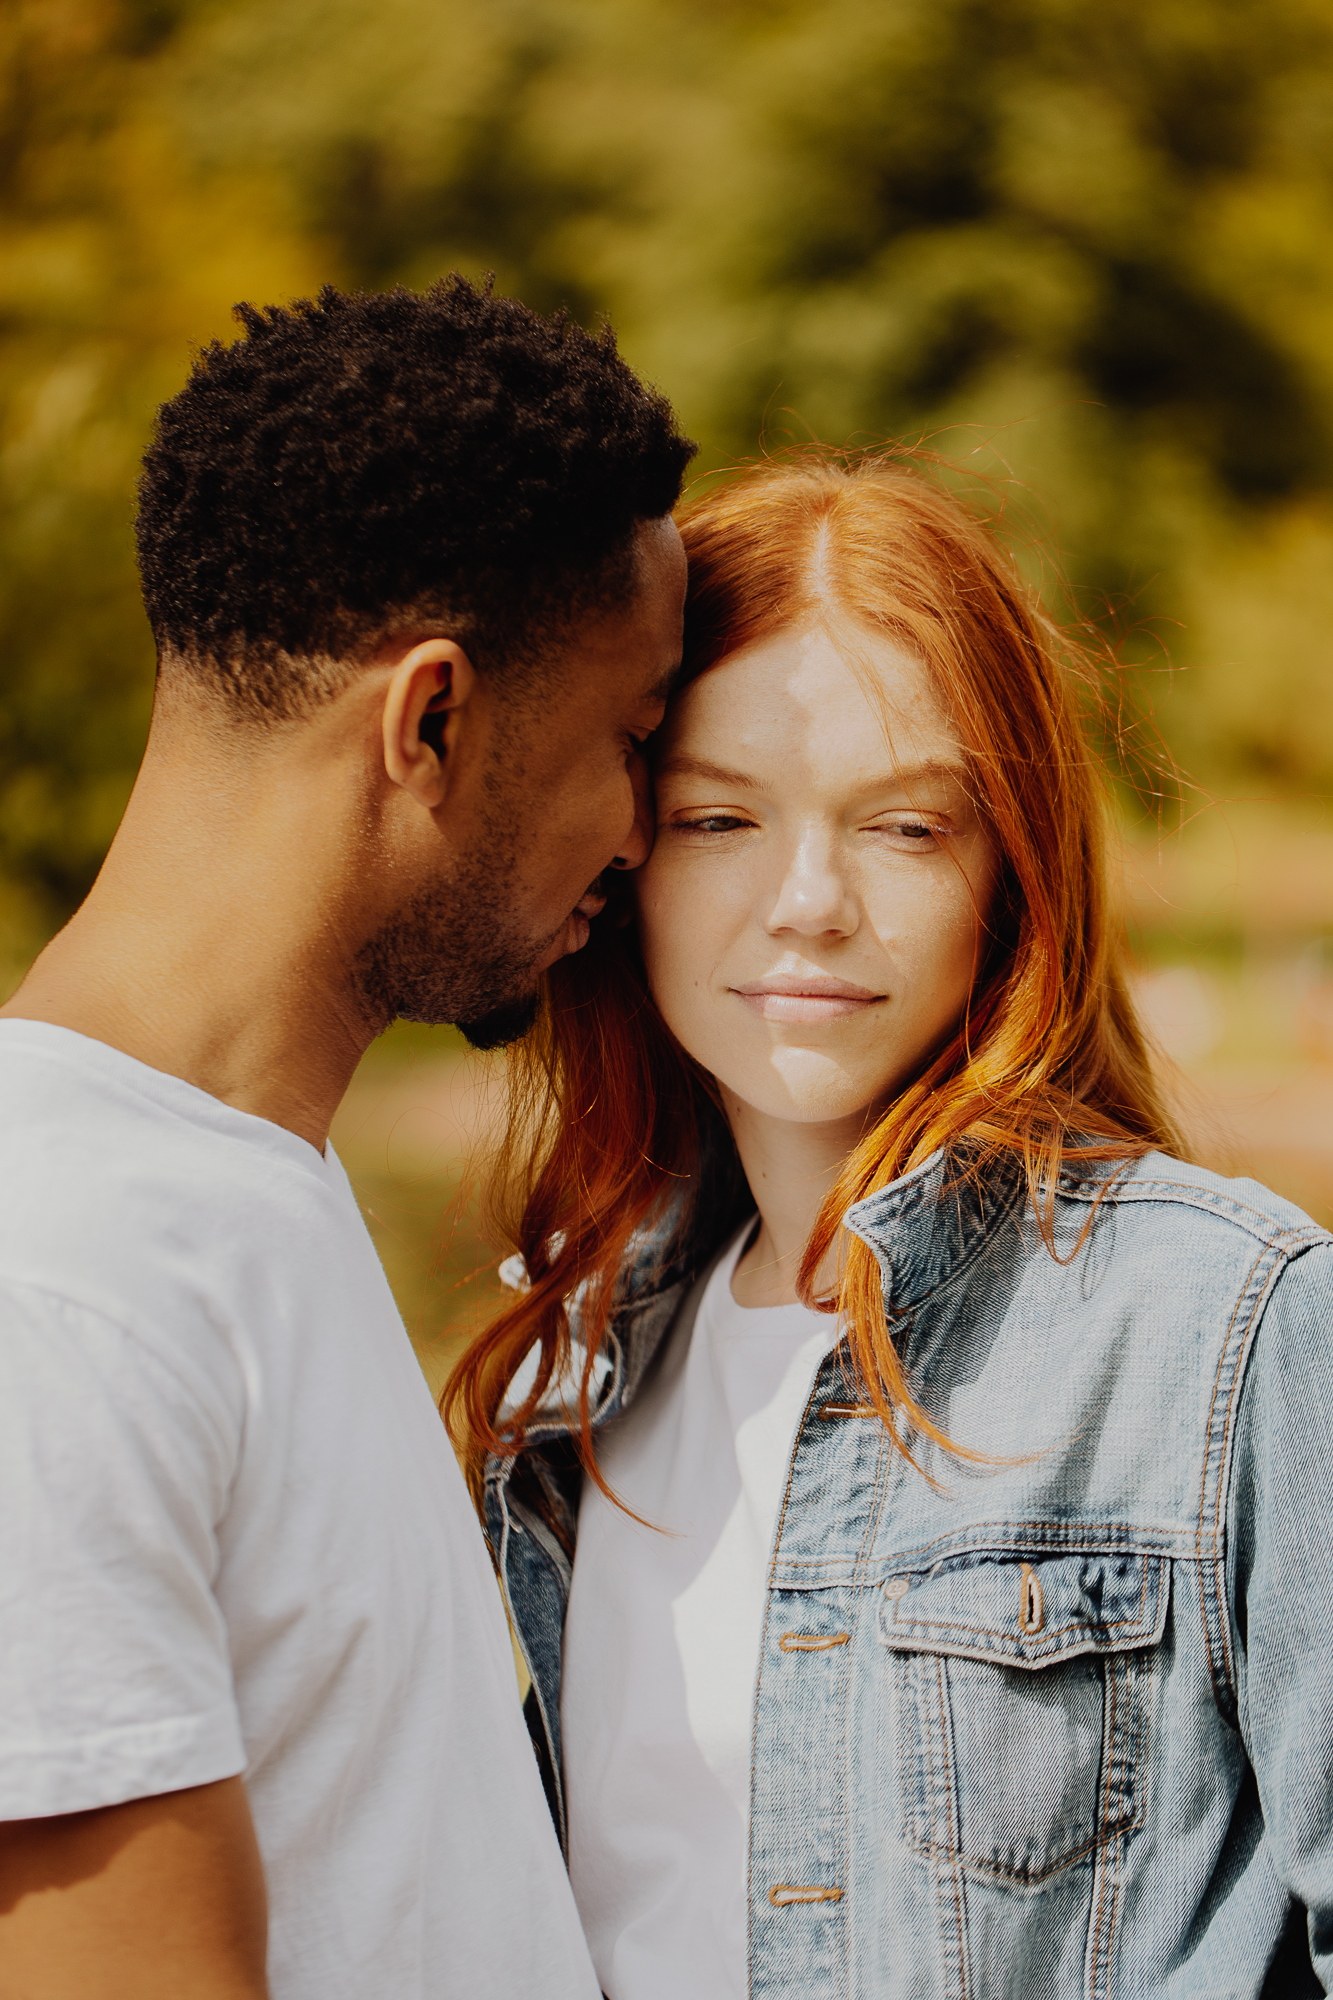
351, 801, 554, 1051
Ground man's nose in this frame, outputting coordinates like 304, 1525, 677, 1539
765, 835, 858, 936
608, 749, 654, 872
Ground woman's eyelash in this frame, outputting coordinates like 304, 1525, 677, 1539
670, 812, 953, 839
674, 813, 753, 833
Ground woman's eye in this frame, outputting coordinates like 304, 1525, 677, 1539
875, 817, 947, 845
674, 813, 753, 834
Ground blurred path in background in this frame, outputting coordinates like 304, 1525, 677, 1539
330, 1033, 509, 1398
1128, 803, 1333, 1230
1136, 965, 1333, 1230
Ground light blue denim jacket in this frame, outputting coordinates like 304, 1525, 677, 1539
484, 1144, 1333, 1998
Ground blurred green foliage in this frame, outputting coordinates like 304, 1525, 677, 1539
3, 0, 1333, 955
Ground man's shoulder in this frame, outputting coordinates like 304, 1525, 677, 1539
0, 1018, 332, 1203
0, 1020, 368, 1346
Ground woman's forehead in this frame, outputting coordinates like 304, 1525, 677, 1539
659, 618, 969, 777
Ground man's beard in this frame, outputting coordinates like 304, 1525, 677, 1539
351, 837, 555, 1051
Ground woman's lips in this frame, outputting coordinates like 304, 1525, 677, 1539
731, 976, 884, 1023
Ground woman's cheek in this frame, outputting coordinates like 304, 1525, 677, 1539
637, 881, 692, 1024
640, 899, 722, 1070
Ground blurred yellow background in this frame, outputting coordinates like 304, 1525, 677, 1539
4, 0, 1333, 1377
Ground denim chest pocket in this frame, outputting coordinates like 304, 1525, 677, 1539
877, 1547, 1169, 1886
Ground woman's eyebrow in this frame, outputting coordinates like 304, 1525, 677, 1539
656, 754, 762, 789
874, 756, 972, 789
657, 754, 970, 791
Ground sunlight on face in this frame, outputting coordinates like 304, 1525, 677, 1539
635, 618, 997, 1135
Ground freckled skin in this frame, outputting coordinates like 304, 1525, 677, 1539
638, 617, 996, 1125
634, 616, 997, 1305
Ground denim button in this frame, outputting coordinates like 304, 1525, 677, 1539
885, 1576, 909, 1600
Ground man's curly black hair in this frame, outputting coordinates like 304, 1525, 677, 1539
136, 276, 696, 721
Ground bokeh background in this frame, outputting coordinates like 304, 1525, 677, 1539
4, 0, 1333, 1388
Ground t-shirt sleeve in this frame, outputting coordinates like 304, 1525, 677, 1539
0, 1280, 247, 1818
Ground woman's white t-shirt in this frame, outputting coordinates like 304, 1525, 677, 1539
561, 1224, 840, 2000
0, 1022, 598, 2000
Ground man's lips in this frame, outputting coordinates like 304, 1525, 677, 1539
535, 883, 609, 972
535, 914, 588, 971
730, 974, 885, 1023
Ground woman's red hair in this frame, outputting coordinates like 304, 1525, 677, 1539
445, 448, 1180, 1496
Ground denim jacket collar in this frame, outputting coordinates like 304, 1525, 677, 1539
841, 1144, 1028, 1314
494, 1139, 1030, 1470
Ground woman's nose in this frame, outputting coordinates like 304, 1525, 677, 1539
764, 836, 858, 937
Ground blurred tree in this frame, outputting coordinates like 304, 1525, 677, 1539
1, 0, 1332, 952
170, 0, 1333, 798
0, 0, 321, 960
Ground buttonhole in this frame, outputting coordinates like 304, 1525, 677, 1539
1019, 1561, 1044, 1634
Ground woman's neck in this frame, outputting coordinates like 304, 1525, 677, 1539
723, 1090, 875, 1309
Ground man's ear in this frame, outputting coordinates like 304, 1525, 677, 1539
381, 640, 476, 809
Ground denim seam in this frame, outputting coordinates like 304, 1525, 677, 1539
1059, 1176, 1331, 1251
1088, 1841, 1117, 1999
835, 1569, 852, 1993
900, 1515, 1186, 1542
930, 1652, 970, 1999
908, 1810, 1139, 1888
912, 1822, 1129, 1888
908, 1816, 1144, 1888
776, 1522, 1198, 1577
914, 1656, 940, 1929
1102, 1652, 1149, 1993
1196, 1240, 1281, 1721
853, 1398, 892, 1580
886, 1518, 1191, 1554
888, 1613, 1149, 1647
883, 1636, 1159, 1674
749, 1357, 828, 1954
1089, 1659, 1121, 1991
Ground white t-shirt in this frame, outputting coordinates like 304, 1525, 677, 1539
561, 1224, 839, 2000
0, 1022, 598, 2000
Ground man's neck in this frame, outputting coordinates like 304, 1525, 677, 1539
0, 708, 384, 1150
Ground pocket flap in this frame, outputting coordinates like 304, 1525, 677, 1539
878, 1547, 1169, 1668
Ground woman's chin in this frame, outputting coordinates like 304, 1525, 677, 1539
718, 1060, 897, 1132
